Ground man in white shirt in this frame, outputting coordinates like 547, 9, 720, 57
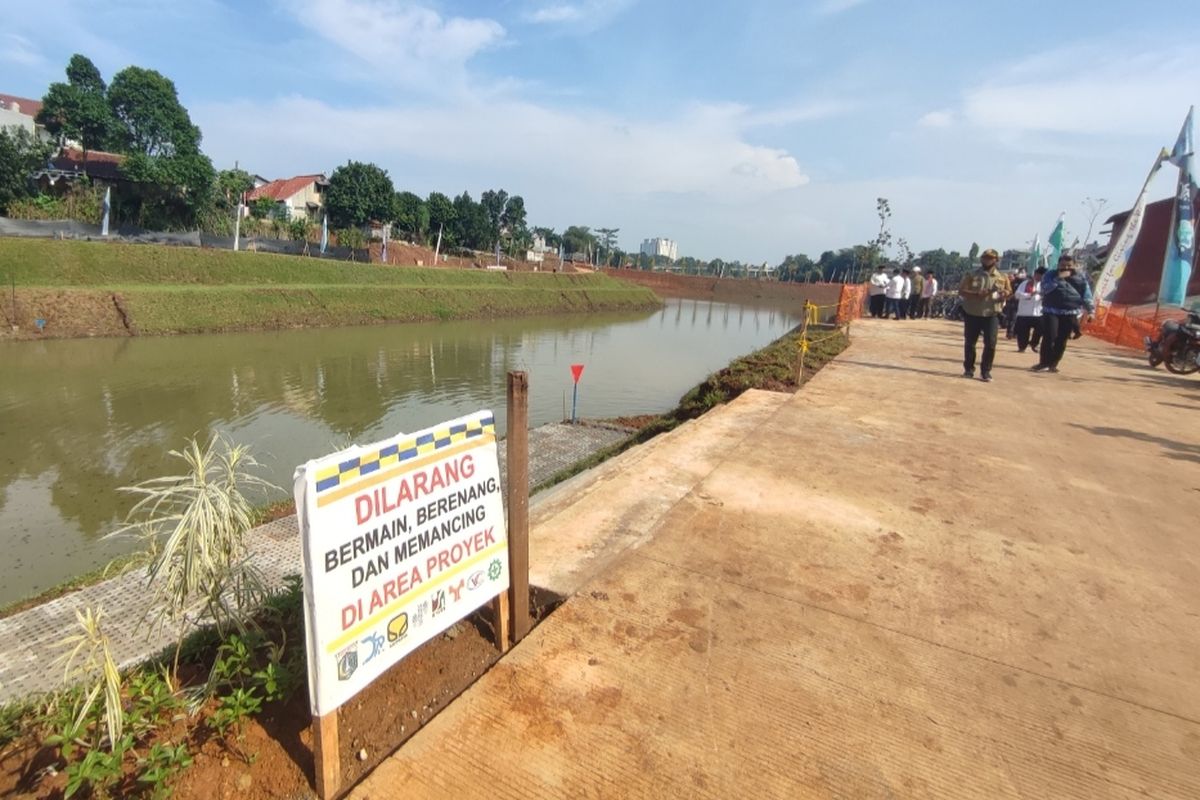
867, 265, 890, 318
885, 268, 904, 320
919, 271, 938, 318
900, 268, 913, 320
1013, 266, 1045, 353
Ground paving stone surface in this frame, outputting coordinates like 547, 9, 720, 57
0, 422, 630, 703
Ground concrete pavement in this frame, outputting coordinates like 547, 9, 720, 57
351, 319, 1200, 799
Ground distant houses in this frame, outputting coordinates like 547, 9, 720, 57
245, 174, 328, 221
0, 94, 48, 141
33, 148, 127, 193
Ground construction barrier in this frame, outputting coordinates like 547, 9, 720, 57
1083, 304, 1180, 350
836, 283, 868, 324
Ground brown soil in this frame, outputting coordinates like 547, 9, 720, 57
0, 589, 562, 800
0, 288, 132, 339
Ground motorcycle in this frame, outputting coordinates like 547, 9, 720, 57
1145, 310, 1200, 374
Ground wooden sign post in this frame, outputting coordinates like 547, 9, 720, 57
507, 371, 531, 643
294, 410, 512, 800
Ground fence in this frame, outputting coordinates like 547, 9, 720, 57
1083, 303, 1180, 350
0, 217, 370, 261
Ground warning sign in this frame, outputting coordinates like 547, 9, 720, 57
293, 410, 509, 715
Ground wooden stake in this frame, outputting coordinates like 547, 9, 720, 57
493, 590, 510, 653
506, 371, 531, 643
313, 710, 340, 799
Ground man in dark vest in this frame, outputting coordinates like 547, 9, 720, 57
957, 248, 1011, 382
1032, 254, 1093, 373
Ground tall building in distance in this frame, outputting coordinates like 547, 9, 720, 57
640, 237, 678, 262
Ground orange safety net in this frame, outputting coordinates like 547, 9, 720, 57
1083, 304, 1182, 350
836, 284, 868, 324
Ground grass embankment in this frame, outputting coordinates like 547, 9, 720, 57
0, 239, 659, 337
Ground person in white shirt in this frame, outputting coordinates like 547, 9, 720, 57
919, 272, 938, 318
900, 268, 913, 319
867, 265, 890, 318
884, 268, 904, 319
1013, 266, 1045, 353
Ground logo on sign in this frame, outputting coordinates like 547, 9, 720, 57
448, 579, 465, 602
467, 570, 485, 591
411, 600, 428, 628
431, 589, 447, 616
336, 644, 358, 681
386, 612, 409, 644
488, 558, 502, 581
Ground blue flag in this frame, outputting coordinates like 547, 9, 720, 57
1160, 107, 1196, 307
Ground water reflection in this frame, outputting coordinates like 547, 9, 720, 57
0, 298, 800, 601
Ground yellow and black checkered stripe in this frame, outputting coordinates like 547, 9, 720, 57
314, 414, 495, 495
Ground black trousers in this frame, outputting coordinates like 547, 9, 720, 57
963, 313, 998, 376
868, 294, 886, 317
1014, 316, 1042, 352
897, 298, 909, 319
1038, 314, 1073, 368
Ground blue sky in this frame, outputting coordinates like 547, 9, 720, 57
3, 0, 1198, 263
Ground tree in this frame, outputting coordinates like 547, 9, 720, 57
108, 67, 202, 157
119, 149, 216, 229
393, 191, 429, 242
37, 54, 118, 150
532, 226, 561, 249
562, 225, 596, 259
861, 196, 893, 279
214, 168, 253, 210
449, 191, 491, 251
594, 227, 619, 267
325, 161, 395, 229
968, 242, 980, 262
426, 191, 455, 243
479, 189, 508, 249
896, 237, 914, 266
0, 128, 53, 213
1080, 197, 1108, 250
502, 195, 528, 252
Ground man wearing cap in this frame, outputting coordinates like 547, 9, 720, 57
1032, 254, 1093, 373
957, 248, 1011, 382
908, 267, 925, 318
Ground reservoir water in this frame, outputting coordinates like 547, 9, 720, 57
0, 298, 800, 603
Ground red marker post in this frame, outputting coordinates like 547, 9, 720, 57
570, 364, 584, 423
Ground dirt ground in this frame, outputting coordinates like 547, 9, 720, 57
0, 591, 560, 800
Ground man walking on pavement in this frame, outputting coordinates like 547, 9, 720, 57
1032, 254, 1093, 373
1013, 267, 1045, 353
958, 248, 1011, 382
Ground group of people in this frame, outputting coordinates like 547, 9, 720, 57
867, 265, 939, 320
958, 248, 1094, 382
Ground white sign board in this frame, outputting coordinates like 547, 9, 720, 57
294, 410, 509, 716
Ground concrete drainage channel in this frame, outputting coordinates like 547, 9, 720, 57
0, 421, 633, 703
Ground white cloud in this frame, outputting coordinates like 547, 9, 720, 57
0, 33, 46, 68
917, 110, 953, 128
289, 0, 505, 88
196, 95, 808, 195
961, 45, 1200, 139
527, 5, 580, 23
523, 0, 636, 31
814, 0, 868, 16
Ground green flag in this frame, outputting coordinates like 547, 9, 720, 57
1047, 214, 1065, 266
